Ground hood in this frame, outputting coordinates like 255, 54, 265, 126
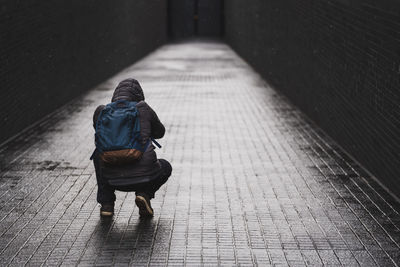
111, 78, 145, 102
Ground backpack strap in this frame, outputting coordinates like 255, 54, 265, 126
89, 148, 97, 160
90, 139, 161, 161
141, 138, 161, 152
151, 138, 162, 148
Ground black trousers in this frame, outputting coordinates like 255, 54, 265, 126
93, 154, 172, 204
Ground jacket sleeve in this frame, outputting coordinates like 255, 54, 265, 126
150, 106, 166, 139
137, 101, 165, 143
93, 105, 105, 129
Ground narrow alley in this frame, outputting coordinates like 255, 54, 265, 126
0, 41, 399, 266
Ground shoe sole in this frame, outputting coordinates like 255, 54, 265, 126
135, 196, 154, 217
100, 211, 114, 217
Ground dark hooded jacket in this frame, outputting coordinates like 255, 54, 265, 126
93, 78, 165, 185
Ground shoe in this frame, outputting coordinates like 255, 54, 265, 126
135, 193, 154, 217
100, 203, 114, 217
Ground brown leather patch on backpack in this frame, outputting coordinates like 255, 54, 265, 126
100, 149, 143, 165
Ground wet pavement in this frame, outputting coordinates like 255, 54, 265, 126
0, 40, 400, 266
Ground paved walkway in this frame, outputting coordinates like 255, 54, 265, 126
0, 40, 400, 266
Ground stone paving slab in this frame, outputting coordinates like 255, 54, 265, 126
0, 40, 400, 266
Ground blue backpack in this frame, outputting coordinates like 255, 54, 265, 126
92, 100, 150, 164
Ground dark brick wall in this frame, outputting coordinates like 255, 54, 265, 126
225, 0, 400, 197
0, 1, 167, 144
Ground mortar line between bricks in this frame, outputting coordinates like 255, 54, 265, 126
4, 174, 83, 266
313, 152, 389, 265
307, 121, 400, 221
127, 213, 147, 266
183, 167, 193, 267
222, 164, 239, 266
258, 135, 310, 263
165, 178, 181, 266
12, 174, 93, 266
0, 170, 54, 225
241, 96, 312, 264
0, 113, 65, 169
91, 192, 129, 266
0, 141, 73, 210
0, 183, 11, 199
75, 199, 119, 266
290, 140, 368, 265
234, 177, 257, 266
0, 135, 87, 224
297, 107, 399, 210
308, 126, 400, 243
290, 84, 400, 206
94, 196, 128, 266
268, 121, 347, 265
111, 199, 140, 266
280, 149, 354, 262
342, 184, 400, 264
295, 118, 400, 260
292, 121, 386, 265
110, 196, 137, 267
52, 187, 99, 266
200, 166, 204, 266
36, 177, 97, 266
0, 172, 66, 255
211, 167, 222, 266
250, 89, 357, 264
146, 185, 169, 266
232, 93, 270, 266
217, 100, 235, 266
127, 179, 170, 265
258, 89, 359, 223
279, 111, 372, 264
245, 175, 277, 265
341, 189, 399, 266
0, 165, 39, 201
181, 91, 190, 267
125, 171, 171, 265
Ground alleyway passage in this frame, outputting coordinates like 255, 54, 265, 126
0, 41, 400, 266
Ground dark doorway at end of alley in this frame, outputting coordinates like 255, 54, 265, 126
167, 0, 224, 40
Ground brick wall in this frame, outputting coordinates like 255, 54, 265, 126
225, 0, 400, 197
0, 1, 167, 144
